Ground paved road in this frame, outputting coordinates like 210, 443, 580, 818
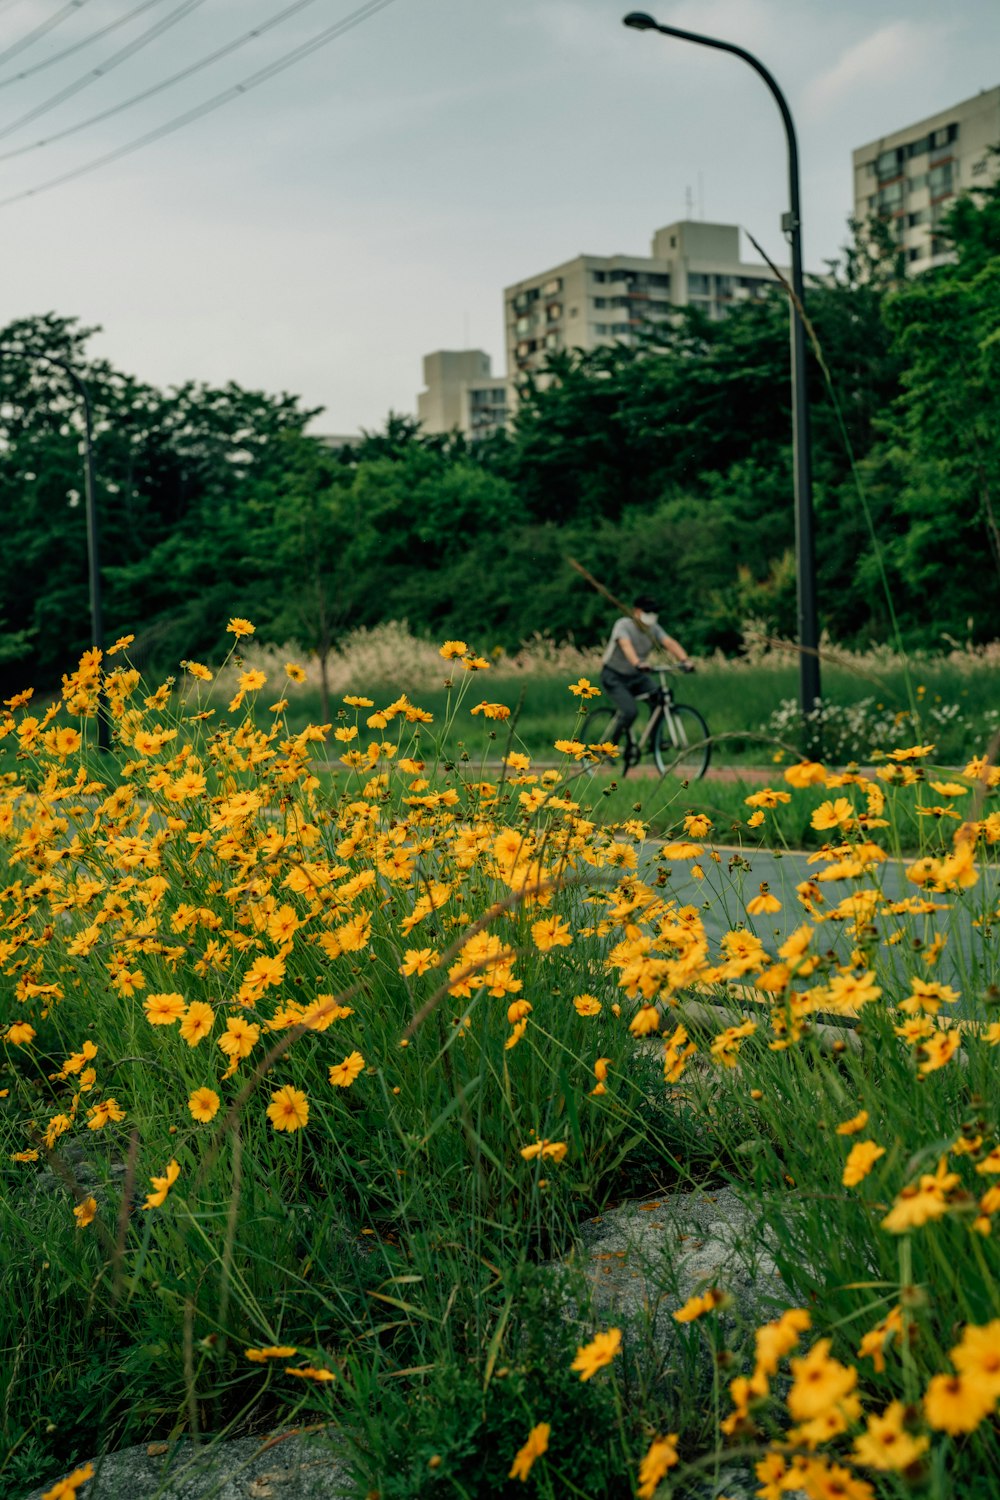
639, 844, 1000, 1012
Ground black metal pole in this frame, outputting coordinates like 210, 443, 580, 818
36, 355, 109, 751
623, 12, 820, 718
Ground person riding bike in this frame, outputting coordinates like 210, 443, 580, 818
599, 594, 694, 748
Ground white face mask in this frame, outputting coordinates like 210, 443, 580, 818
638, 611, 658, 626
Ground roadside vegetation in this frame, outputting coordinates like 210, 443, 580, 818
2, 625, 998, 1499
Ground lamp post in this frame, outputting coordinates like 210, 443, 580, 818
623, 12, 821, 719
25, 353, 108, 750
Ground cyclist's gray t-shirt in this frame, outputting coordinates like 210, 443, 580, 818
601, 617, 669, 674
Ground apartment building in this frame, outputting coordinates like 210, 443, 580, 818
503, 220, 788, 386
852, 85, 1000, 270
416, 349, 508, 440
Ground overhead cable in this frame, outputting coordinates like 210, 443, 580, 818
0, 0, 399, 209
0, 0, 333, 160
0, 0, 92, 70
0, 0, 208, 139
0, 0, 172, 93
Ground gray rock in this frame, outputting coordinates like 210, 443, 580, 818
22, 1429, 356, 1500
568, 1183, 786, 1332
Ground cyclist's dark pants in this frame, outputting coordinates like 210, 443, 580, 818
600, 666, 656, 741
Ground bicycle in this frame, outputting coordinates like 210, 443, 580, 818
581, 665, 712, 780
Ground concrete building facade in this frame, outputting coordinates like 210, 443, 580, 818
503, 220, 789, 387
852, 86, 1000, 271
416, 349, 507, 440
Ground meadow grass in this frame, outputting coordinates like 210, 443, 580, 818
1, 628, 999, 1499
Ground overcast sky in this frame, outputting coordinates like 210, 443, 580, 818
0, 0, 997, 433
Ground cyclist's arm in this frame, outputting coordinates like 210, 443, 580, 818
618, 635, 642, 669
658, 630, 694, 669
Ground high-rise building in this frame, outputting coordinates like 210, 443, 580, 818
503, 220, 789, 388
852, 86, 1000, 271
416, 349, 507, 440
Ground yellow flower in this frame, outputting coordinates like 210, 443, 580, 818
520, 1138, 568, 1163
784, 760, 826, 787
41, 1463, 95, 1500
811, 797, 855, 831
246, 1344, 298, 1362
439, 640, 469, 659
570, 1327, 621, 1380
144, 991, 187, 1026
924, 1372, 995, 1434
745, 788, 791, 808
73, 1196, 98, 1228
267, 1085, 309, 1131
329, 1051, 365, 1088
836, 1110, 869, 1136
787, 1339, 857, 1421
470, 700, 510, 720
842, 1140, 885, 1187
188, 1087, 220, 1123
285, 662, 307, 682
218, 1016, 260, 1060
238, 669, 266, 692
918, 1029, 962, 1075
508, 1422, 550, 1482
531, 915, 572, 952
182, 660, 214, 681
753, 1308, 811, 1385
568, 677, 601, 698
636, 1434, 679, 1497
674, 1287, 728, 1322
86, 1097, 126, 1130
573, 993, 601, 1016
227, 617, 255, 637
284, 1364, 336, 1381
399, 948, 439, 976
5, 1021, 35, 1046
951, 1320, 1000, 1396
179, 1000, 215, 1046
746, 884, 781, 915
107, 634, 134, 655
747, 810, 766, 827
143, 1158, 181, 1210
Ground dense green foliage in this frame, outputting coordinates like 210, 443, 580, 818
1, 185, 998, 695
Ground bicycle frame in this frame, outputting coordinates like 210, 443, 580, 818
631, 678, 686, 757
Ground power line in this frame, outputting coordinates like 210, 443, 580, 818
0, 0, 208, 139
0, 1, 92, 70
0, 0, 331, 161
0, 0, 172, 92
0, 0, 399, 208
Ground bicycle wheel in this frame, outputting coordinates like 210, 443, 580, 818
581, 706, 636, 774
653, 703, 711, 780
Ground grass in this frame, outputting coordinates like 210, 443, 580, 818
2, 628, 999, 1499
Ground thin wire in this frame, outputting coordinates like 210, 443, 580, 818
0, 0, 207, 138
0, 0, 331, 160
0, 0, 92, 70
0, 0, 172, 92
0, 0, 398, 208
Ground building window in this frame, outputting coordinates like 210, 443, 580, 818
876, 147, 903, 178
687, 273, 711, 295
907, 135, 930, 159
541, 277, 562, 296
928, 162, 953, 194
546, 303, 562, 322
908, 172, 928, 192
878, 180, 903, 209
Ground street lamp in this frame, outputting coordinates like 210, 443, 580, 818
623, 11, 821, 719
9, 352, 109, 750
